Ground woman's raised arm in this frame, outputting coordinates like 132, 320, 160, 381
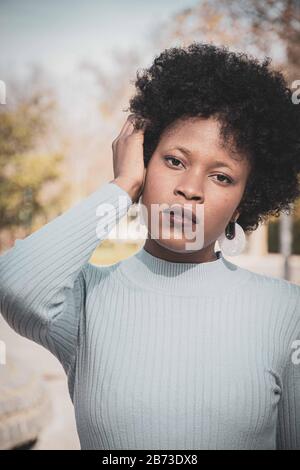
0, 114, 147, 376
0, 180, 133, 372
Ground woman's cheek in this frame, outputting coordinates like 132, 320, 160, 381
204, 205, 230, 232
143, 176, 161, 198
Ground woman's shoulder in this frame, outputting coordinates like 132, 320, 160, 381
236, 261, 300, 314
226, 256, 300, 302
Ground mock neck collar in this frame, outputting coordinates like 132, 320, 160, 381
118, 246, 252, 296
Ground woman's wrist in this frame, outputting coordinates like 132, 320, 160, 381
110, 177, 142, 203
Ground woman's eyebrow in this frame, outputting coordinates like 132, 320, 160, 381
167, 145, 236, 171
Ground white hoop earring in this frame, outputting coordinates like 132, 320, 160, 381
217, 221, 246, 256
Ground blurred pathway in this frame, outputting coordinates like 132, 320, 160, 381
0, 316, 80, 450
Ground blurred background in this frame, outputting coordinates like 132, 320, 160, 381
0, 0, 299, 450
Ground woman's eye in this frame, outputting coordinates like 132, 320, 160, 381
211, 174, 233, 185
164, 157, 233, 185
164, 156, 184, 168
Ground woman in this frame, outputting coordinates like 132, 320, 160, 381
0, 42, 300, 450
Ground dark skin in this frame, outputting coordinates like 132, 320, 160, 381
140, 117, 251, 263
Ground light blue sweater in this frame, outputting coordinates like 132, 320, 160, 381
0, 181, 300, 450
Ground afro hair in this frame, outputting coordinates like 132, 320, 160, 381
125, 42, 300, 234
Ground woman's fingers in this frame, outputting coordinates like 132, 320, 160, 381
116, 114, 136, 139
111, 113, 147, 203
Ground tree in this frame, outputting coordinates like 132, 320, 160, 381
150, 0, 300, 81
0, 66, 69, 250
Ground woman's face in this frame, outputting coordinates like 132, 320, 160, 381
140, 116, 251, 262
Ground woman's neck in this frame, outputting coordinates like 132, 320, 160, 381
143, 238, 218, 264
117, 245, 252, 296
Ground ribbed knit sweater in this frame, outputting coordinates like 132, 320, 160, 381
0, 181, 300, 450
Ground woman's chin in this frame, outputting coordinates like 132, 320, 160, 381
153, 237, 204, 254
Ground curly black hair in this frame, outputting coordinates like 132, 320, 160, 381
124, 42, 300, 234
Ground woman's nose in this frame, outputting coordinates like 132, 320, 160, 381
174, 179, 205, 202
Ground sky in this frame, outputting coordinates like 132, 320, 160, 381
0, 0, 199, 78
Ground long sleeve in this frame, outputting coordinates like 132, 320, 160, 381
0, 181, 132, 376
276, 290, 300, 449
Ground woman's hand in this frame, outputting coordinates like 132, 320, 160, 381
111, 114, 147, 204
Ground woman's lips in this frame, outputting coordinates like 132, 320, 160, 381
162, 207, 199, 224
162, 212, 196, 227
